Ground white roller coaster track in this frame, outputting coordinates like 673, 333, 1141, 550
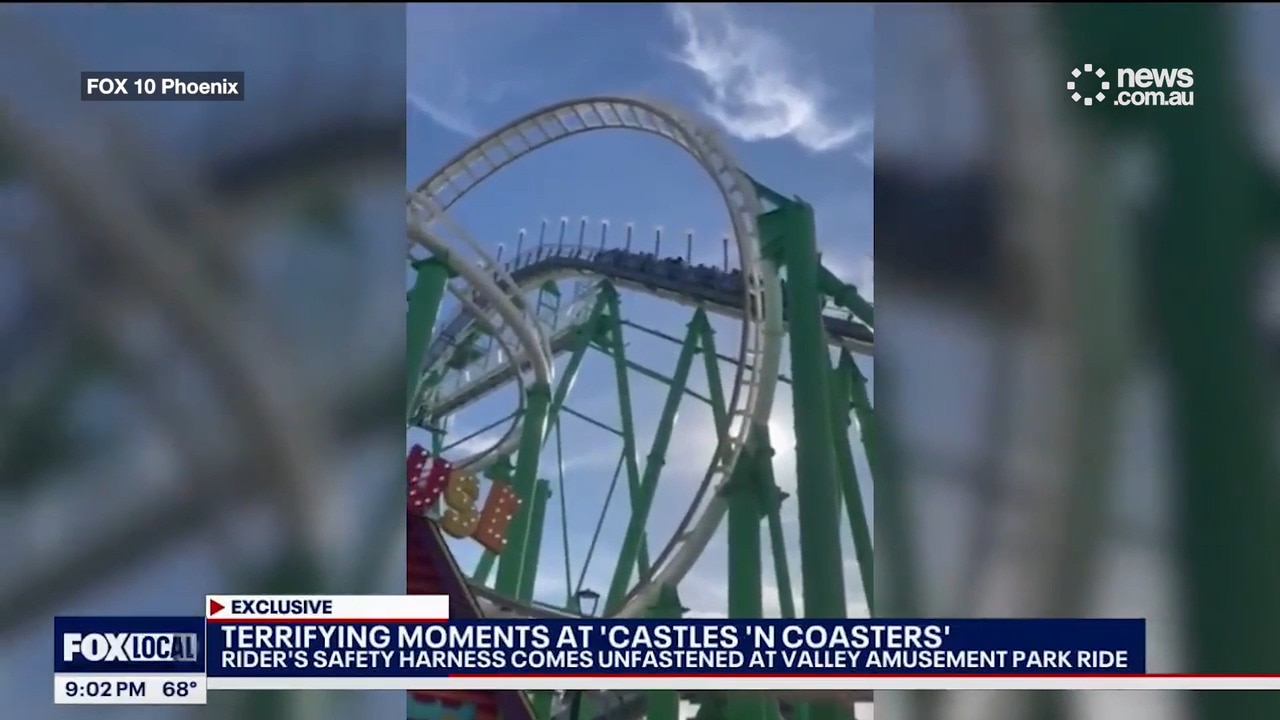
407, 97, 785, 619
408, 199, 554, 473
438, 281, 530, 474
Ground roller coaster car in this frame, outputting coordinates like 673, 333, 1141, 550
715, 272, 739, 294
596, 248, 624, 263
445, 337, 485, 369
659, 257, 685, 277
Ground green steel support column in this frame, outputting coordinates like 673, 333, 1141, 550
567, 693, 596, 720
816, 262, 873, 327
646, 688, 680, 720
494, 382, 552, 596
753, 430, 806, 720
470, 457, 513, 585
604, 310, 703, 610
531, 691, 554, 720
599, 287, 653, 577
693, 698, 728, 720
762, 197, 846, 720
692, 316, 729, 443
724, 432, 768, 720
697, 316, 800, 621
756, 437, 799, 621
472, 296, 606, 583
517, 480, 552, 601
645, 586, 686, 720
406, 257, 451, 415
831, 351, 874, 611
694, 312, 788, 720
542, 300, 606, 444
845, 353, 879, 484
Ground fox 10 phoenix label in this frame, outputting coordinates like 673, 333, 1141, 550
55, 616, 206, 704
81, 71, 244, 101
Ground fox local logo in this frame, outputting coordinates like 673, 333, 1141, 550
1069, 64, 1194, 107
63, 632, 200, 662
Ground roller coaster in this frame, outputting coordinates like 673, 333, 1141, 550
406, 98, 875, 720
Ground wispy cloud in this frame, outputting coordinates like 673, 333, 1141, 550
667, 4, 868, 154
409, 92, 481, 139
406, 4, 561, 138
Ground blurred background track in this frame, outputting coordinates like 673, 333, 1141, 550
875, 5, 1280, 720
0, 6, 407, 719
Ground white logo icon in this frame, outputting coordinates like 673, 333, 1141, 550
1069, 64, 1109, 106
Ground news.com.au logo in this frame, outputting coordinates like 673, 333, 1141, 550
1068, 64, 1195, 107
62, 632, 200, 663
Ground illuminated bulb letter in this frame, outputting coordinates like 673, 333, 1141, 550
473, 481, 520, 554
406, 445, 428, 483
418, 457, 451, 507
440, 472, 481, 538
407, 451, 450, 512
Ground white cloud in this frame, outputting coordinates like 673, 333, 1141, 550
406, 4, 561, 138
667, 4, 868, 154
409, 92, 481, 139
855, 144, 874, 168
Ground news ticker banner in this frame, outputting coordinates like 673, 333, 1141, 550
53, 594, 1272, 705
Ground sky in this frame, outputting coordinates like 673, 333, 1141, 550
407, 4, 873, 717
408, 3, 873, 288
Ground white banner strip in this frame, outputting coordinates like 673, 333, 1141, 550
55, 674, 206, 704
207, 675, 1280, 691
205, 595, 449, 621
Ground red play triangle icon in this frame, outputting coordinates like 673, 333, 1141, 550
209, 599, 225, 616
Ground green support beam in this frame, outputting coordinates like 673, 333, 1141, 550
406, 257, 452, 417
760, 193, 848, 720
846, 355, 879, 489
493, 382, 552, 596
517, 480, 552, 602
604, 309, 705, 611
599, 286, 654, 578
724, 430, 768, 720
472, 292, 607, 585
831, 351, 874, 612
645, 586, 687, 720
817, 262, 873, 327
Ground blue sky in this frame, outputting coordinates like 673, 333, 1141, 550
407, 1, 874, 629
408, 3, 872, 288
